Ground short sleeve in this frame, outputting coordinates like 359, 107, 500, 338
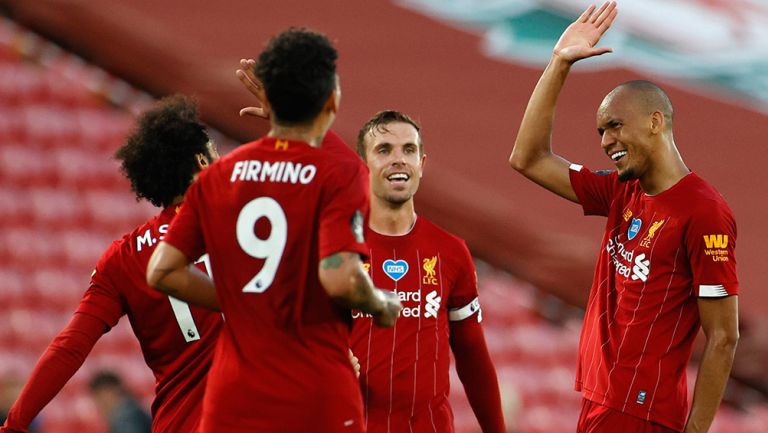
318, 160, 370, 259
75, 244, 125, 329
447, 240, 482, 323
686, 201, 739, 298
163, 180, 207, 261
568, 164, 619, 217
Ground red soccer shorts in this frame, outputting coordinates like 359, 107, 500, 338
577, 398, 680, 433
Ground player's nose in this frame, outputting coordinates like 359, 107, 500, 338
600, 130, 616, 149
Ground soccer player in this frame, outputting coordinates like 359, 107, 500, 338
509, 3, 739, 433
1, 95, 222, 433
146, 29, 402, 433
349, 111, 506, 433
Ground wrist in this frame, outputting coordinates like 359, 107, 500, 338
549, 53, 574, 69
369, 289, 387, 316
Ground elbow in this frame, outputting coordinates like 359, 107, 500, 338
145, 264, 170, 294
145, 265, 156, 288
145, 268, 162, 291
508, 148, 526, 173
712, 329, 739, 355
508, 145, 536, 174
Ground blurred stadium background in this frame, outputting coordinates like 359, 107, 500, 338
1, 1, 766, 432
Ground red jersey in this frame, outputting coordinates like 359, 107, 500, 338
569, 166, 739, 431
81, 206, 222, 433
350, 217, 482, 433
163, 133, 370, 433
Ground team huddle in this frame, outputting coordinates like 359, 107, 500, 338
2, 2, 739, 433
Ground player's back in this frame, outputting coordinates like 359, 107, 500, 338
172, 135, 368, 433
79, 206, 222, 433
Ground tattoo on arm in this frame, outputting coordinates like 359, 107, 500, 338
320, 253, 344, 270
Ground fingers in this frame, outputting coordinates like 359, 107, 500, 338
597, 7, 618, 34
239, 58, 256, 73
588, 47, 613, 57
239, 107, 267, 118
236, 69, 260, 93
594, 1, 617, 28
578, 4, 596, 23
589, 1, 610, 24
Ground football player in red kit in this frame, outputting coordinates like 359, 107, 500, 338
509, 3, 738, 433
147, 29, 401, 433
1, 95, 222, 433
350, 111, 506, 433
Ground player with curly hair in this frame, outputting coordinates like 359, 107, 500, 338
1, 95, 222, 433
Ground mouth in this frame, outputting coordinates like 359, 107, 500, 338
386, 173, 410, 185
610, 151, 627, 163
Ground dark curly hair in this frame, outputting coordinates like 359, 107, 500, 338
255, 28, 337, 125
357, 110, 423, 159
115, 95, 210, 208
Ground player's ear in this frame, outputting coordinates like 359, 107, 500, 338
650, 111, 664, 135
418, 153, 426, 178
196, 153, 210, 170
323, 77, 341, 115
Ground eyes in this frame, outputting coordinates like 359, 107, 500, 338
597, 120, 623, 137
374, 143, 419, 155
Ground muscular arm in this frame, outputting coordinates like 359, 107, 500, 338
147, 242, 220, 311
509, 57, 577, 202
319, 252, 400, 327
2, 313, 106, 433
450, 319, 505, 433
509, 2, 617, 202
684, 296, 739, 433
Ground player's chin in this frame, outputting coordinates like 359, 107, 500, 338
617, 167, 637, 182
384, 192, 413, 205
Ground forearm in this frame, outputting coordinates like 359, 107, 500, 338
684, 337, 738, 433
451, 321, 505, 433
509, 56, 571, 170
329, 262, 385, 316
4, 314, 104, 432
153, 265, 220, 311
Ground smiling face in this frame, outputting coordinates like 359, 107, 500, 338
596, 82, 674, 183
597, 90, 655, 182
362, 121, 425, 207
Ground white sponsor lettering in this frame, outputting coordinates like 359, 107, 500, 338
351, 289, 443, 319
607, 237, 651, 282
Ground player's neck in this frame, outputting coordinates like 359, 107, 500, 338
268, 123, 327, 148
369, 199, 417, 236
640, 142, 689, 196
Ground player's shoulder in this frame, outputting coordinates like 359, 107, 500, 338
680, 173, 734, 214
416, 217, 468, 249
100, 208, 171, 266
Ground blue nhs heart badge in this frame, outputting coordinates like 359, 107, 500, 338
383, 259, 409, 281
628, 218, 642, 240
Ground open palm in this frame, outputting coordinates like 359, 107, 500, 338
554, 1, 618, 63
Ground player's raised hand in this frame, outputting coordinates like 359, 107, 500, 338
373, 289, 403, 328
553, 1, 617, 64
235, 58, 270, 119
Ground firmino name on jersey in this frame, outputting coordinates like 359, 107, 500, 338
230, 160, 317, 184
